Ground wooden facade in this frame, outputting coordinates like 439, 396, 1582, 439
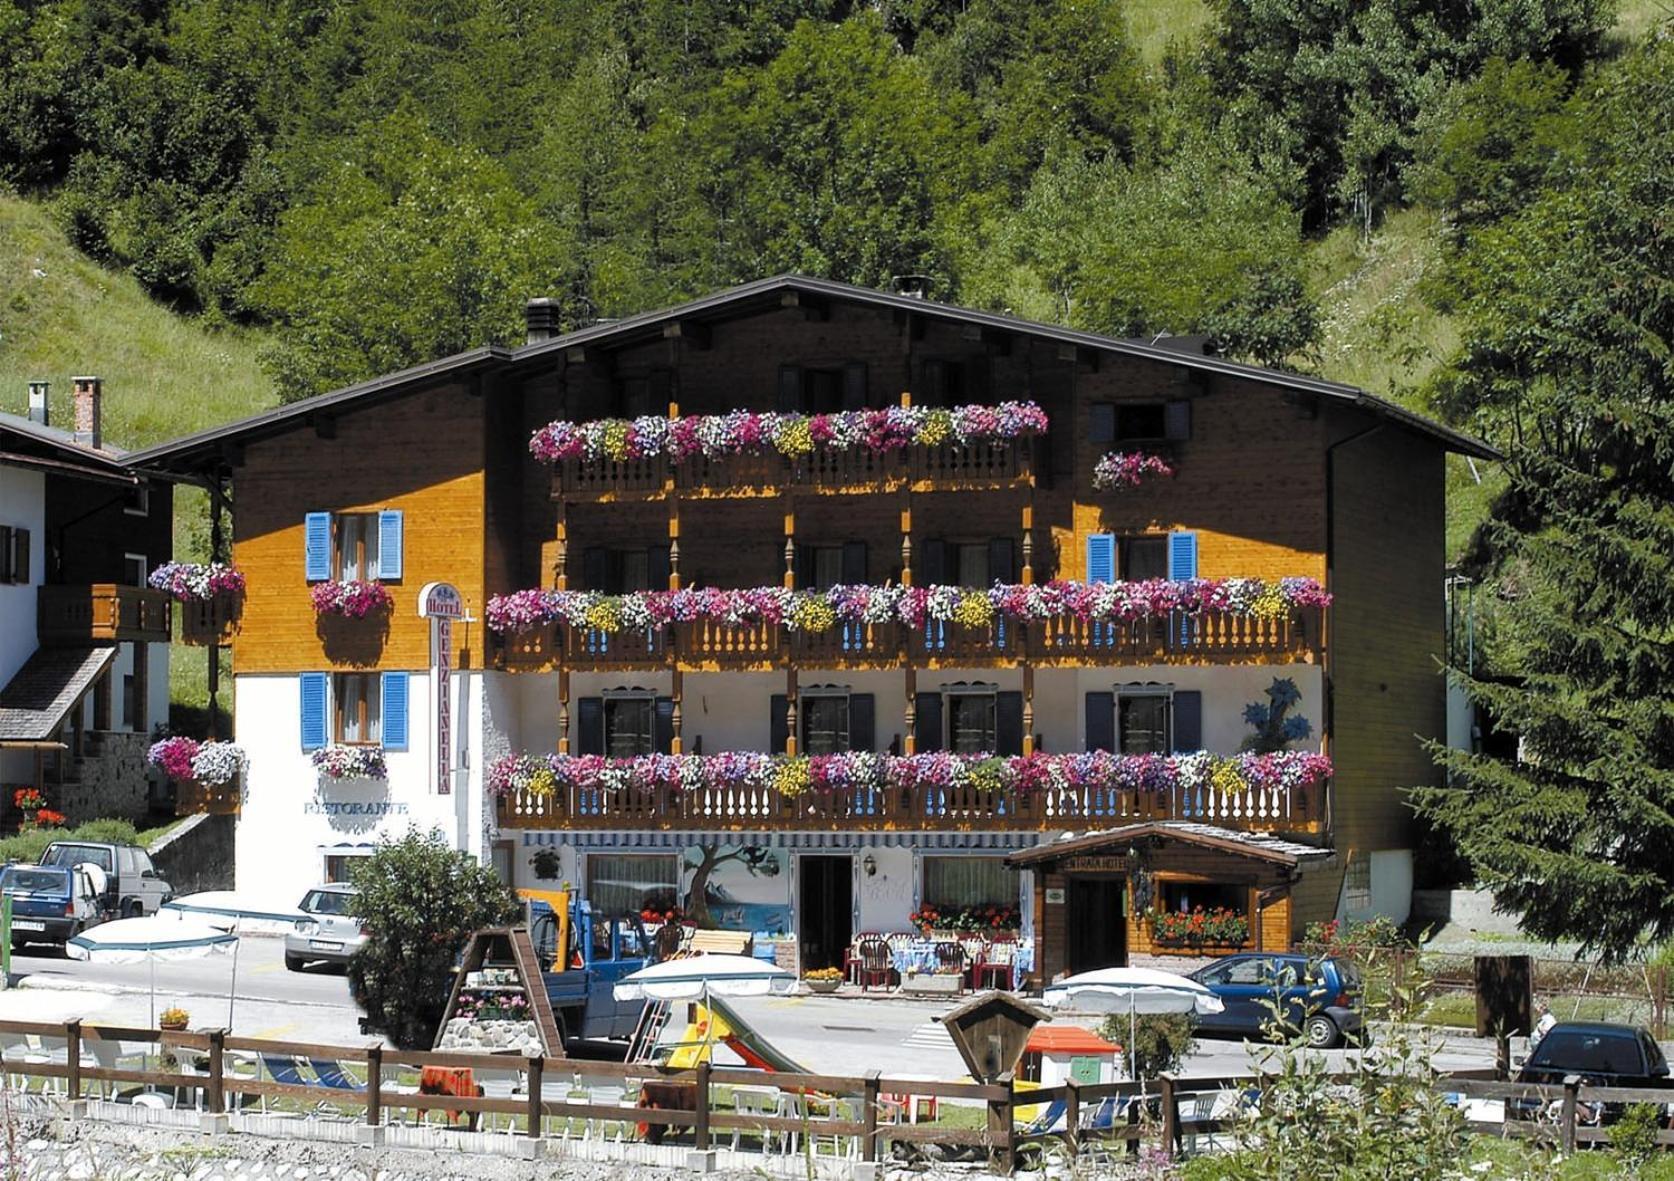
130, 276, 1488, 949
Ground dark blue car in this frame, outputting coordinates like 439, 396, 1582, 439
1189, 953, 1365, 1048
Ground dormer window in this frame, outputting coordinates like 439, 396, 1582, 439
1089, 400, 1191, 444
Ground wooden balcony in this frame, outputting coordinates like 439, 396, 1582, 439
38, 584, 172, 645
491, 608, 1321, 673
176, 777, 241, 817
496, 775, 1324, 835
552, 440, 1032, 501
177, 594, 242, 647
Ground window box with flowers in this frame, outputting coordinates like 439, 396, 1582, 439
150, 562, 246, 645
312, 745, 388, 781
310, 580, 394, 619
1147, 906, 1250, 951
1092, 451, 1176, 492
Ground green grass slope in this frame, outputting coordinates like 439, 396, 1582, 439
0, 194, 275, 448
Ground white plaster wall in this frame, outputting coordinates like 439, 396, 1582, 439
1070, 664, 1325, 754
233, 671, 489, 907
856, 847, 916, 931
146, 641, 170, 734
0, 463, 44, 688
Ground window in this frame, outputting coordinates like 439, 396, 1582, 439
946, 689, 997, 754
123, 552, 147, 588
922, 856, 1018, 909
335, 673, 382, 744
1158, 880, 1246, 916
1122, 537, 1168, 581
779, 363, 868, 413
0, 526, 28, 584
603, 693, 655, 757
123, 485, 150, 517
1089, 401, 1191, 444
1198, 958, 1266, 986
123, 642, 149, 730
953, 543, 989, 589
1117, 688, 1172, 754
582, 546, 667, 594
805, 546, 845, 592
1344, 852, 1372, 911
335, 513, 380, 581
323, 855, 368, 885
586, 853, 679, 919
802, 692, 850, 755
1527, 1030, 1645, 1075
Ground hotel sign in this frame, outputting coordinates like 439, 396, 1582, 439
1064, 855, 1128, 873
419, 582, 463, 795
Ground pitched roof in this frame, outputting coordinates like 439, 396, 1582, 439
1025, 1025, 1121, 1055
0, 412, 138, 483
0, 646, 117, 742
1005, 821, 1334, 869
125, 275, 1498, 472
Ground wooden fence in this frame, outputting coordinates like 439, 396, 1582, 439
4, 1020, 1673, 1168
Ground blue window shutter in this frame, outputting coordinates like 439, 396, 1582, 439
1164, 400, 1192, 441
300, 673, 328, 751
382, 672, 410, 751
1172, 690, 1202, 752
1168, 531, 1199, 581
304, 513, 331, 582
1084, 692, 1114, 753
1086, 534, 1115, 584
376, 510, 404, 581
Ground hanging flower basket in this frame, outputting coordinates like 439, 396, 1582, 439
147, 738, 249, 788
311, 580, 394, 619
312, 745, 388, 781
149, 562, 246, 603
1093, 451, 1176, 491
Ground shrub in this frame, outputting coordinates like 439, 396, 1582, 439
1303, 915, 1410, 959
347, 828, 520, 1050
1097, 1012, 1197, 1080
0, 818, 142, 865
1613, 1103, 1662, 1167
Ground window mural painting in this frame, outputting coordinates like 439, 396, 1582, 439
682, 843, 788, 933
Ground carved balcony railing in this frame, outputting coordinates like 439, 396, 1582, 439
492, 608, 1322, 672
552, 439, 1032, 500
38, 584, 172, 645
496, 774, 1324, 835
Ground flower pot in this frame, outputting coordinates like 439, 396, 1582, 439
159, 1018, 189, 1032
804, 979, 842, 994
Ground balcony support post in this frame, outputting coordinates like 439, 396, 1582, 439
557, 668, 571, 755
783, 503, 796, 589
903, 666, 917, 755
784, 667, 799, 757
554, 501, 568, 591
670, 668, 684, 755
1021, 499, 1034, 586
668, 500, 681, 590
899, 492, 913, 587
1022, 662, 1035, 756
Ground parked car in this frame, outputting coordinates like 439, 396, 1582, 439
38, 841, 170, 918
2, 862, 107, 950
1511, 1022, 1672, 1124
284, 884, 366, 971
1189, 952, 1365, 1048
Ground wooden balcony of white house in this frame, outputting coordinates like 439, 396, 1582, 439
37, 584, 172, 645
495, 774, 1326, 836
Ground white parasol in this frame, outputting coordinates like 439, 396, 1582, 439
1041, 967, 1225, 1081
67, 915, 239, 1027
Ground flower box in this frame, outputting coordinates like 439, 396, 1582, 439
804, 978, 842, 994
312, 745, 388, 781
901, 972, 964, 996
179, 591, 243, 646
1093, 450, 1176, 491
310, 580, 393, 619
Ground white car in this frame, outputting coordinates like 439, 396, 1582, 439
283, 884, 365, 971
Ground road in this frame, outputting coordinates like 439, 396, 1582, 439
5, 939, 1507, 1080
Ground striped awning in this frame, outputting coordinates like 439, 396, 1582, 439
517, 830, 1045, 851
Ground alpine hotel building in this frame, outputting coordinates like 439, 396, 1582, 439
130, 277, 1493, 983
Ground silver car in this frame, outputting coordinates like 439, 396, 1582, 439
283, 884, 365, 971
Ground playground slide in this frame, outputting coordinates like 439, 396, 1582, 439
661, 994, 813, 1074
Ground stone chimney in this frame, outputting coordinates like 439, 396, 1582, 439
72, 376, 102, 450
525, 297, 560, 345
27, 380, 49, 427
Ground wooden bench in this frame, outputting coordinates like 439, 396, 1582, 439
685, 930, 754, 956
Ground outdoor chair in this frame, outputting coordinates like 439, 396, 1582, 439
856, 938, 893, 992
259, 1055, 315, 1114
809, 1096, 864, 1160
309, 1059, 365, 1092
845, 932, 880, 985
932, 941, 967, 989
1180, 1091, 1222, 1155
959, 937, 987, 987
974, 939, 1016, 990
730, 1086, 783, 1152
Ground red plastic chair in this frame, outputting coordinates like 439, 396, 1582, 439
845, 932, 880, 985
857, 938, 894, 992
974, 939, 1016, 990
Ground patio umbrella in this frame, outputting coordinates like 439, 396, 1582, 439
67, 915, 239, 1027
1040, 967, 1225, 1081
613, 954, 796, 1002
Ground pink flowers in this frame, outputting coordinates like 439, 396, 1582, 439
1093, 451, 1176, 491
529, 402, 1050, 464
487, 750, 1333, 800
312, 745, 387, 780
484, 577, 1331, 635
148, 562, 246, 603
146, 738, 248, 787
310, 580, 394, 618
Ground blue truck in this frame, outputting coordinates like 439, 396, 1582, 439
522, 890, 660, 1046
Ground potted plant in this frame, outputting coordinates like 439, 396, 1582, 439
804, 967, 844, 994
12, 787, 44, 826
159, 1005, 191, 1032
310, 580, 394, 619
